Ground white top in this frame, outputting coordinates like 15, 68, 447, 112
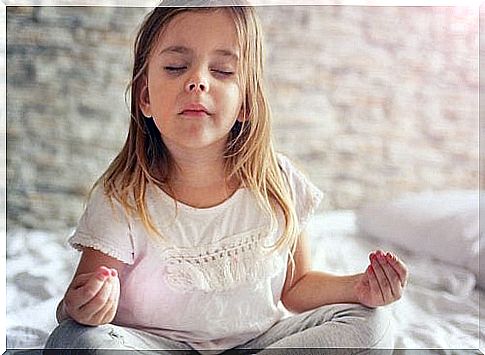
68, 153, 323, 353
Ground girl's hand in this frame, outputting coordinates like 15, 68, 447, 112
63, 265, 120, 326
354, 250, 408, 308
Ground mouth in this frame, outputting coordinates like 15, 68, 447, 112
180, 110, 211, 118
179, 103, 212, 117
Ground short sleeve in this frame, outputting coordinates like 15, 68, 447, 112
277, 153, 324, 233
68, 186, 135, 265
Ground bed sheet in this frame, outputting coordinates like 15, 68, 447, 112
5, 211, 484, 353
306, 211, 483, 353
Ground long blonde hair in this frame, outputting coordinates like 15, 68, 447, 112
90, 0, 300, 277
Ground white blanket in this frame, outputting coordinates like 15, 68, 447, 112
307, 211, 483, 352
6, 211, 484, 352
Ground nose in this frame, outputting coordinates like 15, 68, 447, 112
185, 71, 209, 93
185, 80, 208, 93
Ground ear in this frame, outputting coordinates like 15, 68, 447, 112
139, 75, 152, 118
236, 106, 246, 122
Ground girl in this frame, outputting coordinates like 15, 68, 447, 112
45, 1, 408, 354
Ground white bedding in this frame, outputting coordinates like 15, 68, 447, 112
6, 210, 484, 353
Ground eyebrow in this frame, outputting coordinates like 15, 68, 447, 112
159, 45, 239, 61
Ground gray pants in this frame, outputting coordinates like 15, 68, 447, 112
44, 303, 394, 354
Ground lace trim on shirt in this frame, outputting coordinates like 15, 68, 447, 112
299, 187, 324, 233
68, 231, 135, 265
277, 153, 324, 233
160, 226, 285, 293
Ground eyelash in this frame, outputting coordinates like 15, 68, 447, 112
164, 66, 234, 77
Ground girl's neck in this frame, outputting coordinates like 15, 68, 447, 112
166, 140, 230, 189
172, 157, 227, 189
162, 143, 242, 209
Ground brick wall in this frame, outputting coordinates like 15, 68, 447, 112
6, 5, 478, 230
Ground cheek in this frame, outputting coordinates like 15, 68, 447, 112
148, 79, 178, 108
223, 84, 243, 115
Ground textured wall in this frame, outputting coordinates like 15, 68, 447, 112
264, 6, 478, 208
6, 5, 478, 231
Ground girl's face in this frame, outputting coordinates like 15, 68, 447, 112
140, 10, 243, 152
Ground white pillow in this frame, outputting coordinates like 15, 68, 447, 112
355, 190, 482, 287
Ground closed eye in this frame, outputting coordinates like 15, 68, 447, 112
164, 66, 187, 73
164, 66, 234, 77
212, 69, 234, 77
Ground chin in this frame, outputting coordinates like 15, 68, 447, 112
182, 141, 223, 150
162, 130, 230, 152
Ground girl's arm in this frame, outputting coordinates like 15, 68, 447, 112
56, 297, 69, 323
280, 231, 408, 313
56, 247, 126, 325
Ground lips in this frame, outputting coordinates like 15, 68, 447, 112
180, 103, 211, 116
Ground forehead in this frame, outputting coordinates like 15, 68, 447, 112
156, 10, 240, 55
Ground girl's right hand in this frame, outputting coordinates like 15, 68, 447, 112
63, 265, 120, 326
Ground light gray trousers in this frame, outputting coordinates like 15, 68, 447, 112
44, 303, 394, 355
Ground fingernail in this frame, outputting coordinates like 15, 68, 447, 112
100, 269, 110, 278
111, 269, 118, 277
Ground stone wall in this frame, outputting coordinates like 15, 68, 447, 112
6, 5, 478, 231
264, 6, 478, 208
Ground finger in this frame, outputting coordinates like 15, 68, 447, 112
70, 266, 111, 289
70, 273, 94, 289
93, 287, 116, 324
386, 252, 409, 287
79, 277, 113, 319
366, 264, 384, 304
376, 251, 402, 299
71, 269, 111, 308
370, 252, 393, 303
105, 280, 121, 323
96, 275, 120, 323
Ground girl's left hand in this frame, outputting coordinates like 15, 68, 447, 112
354, 249, 409, 308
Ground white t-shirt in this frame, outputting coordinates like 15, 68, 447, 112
68, 153, 323, 353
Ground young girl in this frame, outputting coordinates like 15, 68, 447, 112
45, 1, 408, 354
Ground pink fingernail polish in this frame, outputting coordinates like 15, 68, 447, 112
111, 269, 117, 277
